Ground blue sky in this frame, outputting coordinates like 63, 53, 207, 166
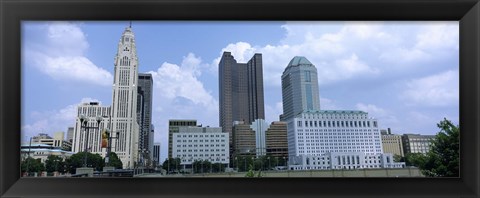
21, 21, 459, 162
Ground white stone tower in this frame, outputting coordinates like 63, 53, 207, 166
111, 24, 140, 169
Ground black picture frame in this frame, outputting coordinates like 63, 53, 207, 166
1, 0, 479, 197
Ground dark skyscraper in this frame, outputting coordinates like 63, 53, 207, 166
137, 73, 154, 163
219, 52, 265, 150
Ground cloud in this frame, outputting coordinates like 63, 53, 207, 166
21, 97, 102, 142
379, 22, 458, 64
401, 70, 459, 107
320, 97, 341, 110
356, 103, 399, 129
23, 22, 113, 86
209, 22, 460, 88
150, 53, 217, 108
149, 53, 219, 160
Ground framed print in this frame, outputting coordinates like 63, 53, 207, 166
1, 0, 479, 197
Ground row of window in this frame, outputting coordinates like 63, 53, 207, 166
176, 154, 226, 158
298, 136, 380, 140
297, 120, 377, 128
176, 134, 225, 138
302, 113, 368, 120
176, 139, 225, 143
176, 149, 226, 152
176, 144, 226, 148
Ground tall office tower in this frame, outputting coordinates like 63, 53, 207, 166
67, 127, 74, 143
168, 119, 197, 159
110, 25, 140, 168
219, 52, 265, 153
149, 124, 155, 161
153, 142, 161, 167
281, 56, 320, 121
137, 73, 154, 164
72, 102, 110, 155
280, 56, 404, 170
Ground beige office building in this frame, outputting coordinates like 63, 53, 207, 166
381, 132, 404, 157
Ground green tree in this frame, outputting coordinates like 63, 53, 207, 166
45, 155, 66, 173
65, 152, 105, 173
21, 157, 45, 174
105, 152, 123, 169
162, 158, 181, 173
393, 154, 404, 163
236, 156, 254, 172
422, 119, 459, 177
405, 153, 426, 167
407, 118, 459, 177
245, 164, 255, 177
212, 163, 225, 173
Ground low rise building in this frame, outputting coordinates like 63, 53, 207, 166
286, 110, 405, 170
172, 125, 230, 169
31, 132, 72, 151
402, 134, 436, 155
381, 129, 404, 157
21, 143, 74, 163
232, 120, 288, 158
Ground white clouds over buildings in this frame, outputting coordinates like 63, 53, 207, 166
21, 97, 101, 142
211, 22, 458, 88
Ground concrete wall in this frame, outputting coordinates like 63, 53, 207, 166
175, 167, 423, 177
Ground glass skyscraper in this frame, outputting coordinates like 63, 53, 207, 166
281, 56, 320, 121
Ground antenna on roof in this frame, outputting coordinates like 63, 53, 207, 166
129, 21, 132, 28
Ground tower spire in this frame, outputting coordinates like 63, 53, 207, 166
129, 21, 132, 28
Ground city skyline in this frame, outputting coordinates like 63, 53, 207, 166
21, 21, 459, 163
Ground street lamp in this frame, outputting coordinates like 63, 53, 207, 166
209, 157, 212, 173
234, 157, 237, 172
104, 129, 119, 167
268, 157, 271, 171
244, 157, 247, 172
79, 114, 103, 168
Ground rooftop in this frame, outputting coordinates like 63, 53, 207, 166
287, 56, 313, 67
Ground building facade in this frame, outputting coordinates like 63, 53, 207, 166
281, 56, 403, 170
232, 120, 288, 158
281, 56, 320, 121
171, 126, 229, 168
21, 143, 74, 163
72, 102, 110, 156
31, 132, 72, 151
66, 127, 74, 143
153, 142, 161, 167
265, 121, 288, 158
109, 25, 140, 168
168, 119, 197, 159
286, 110, 404, 170
402, 134, 436, 155
381, 130, 404, 157
137, 73, 154, 164
219, 52, 265, 150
